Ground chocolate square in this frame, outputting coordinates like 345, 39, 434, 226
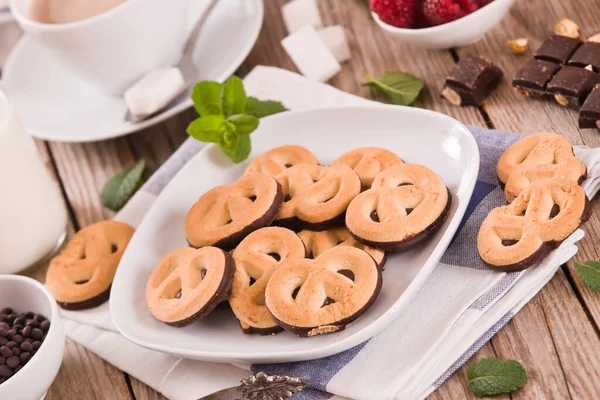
579, 85, 600, 129
535, 35, 582, 64
546, 66, 600, 107
443, 55, 503, 106
568, 42, 600, 72
512, 59, 561, 97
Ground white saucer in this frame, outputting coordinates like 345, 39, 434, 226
2, 0, 263, 142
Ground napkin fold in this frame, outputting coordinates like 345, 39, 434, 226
62, 66, 600, 400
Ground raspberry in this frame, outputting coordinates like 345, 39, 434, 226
422, 0, 466, 26
458, 0, 480, 12
371, 0, 417, 29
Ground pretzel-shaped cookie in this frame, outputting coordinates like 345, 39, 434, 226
497, 132, 587, 202
230, 227, 306, 335
298, 227, 387, 269
245, 145, 319, 177
274, 164, 361, 231
185, 172, 283, 250
478, 178, 590, 271
332, 147, 403, 189
346, 163, 451, 251
265, 246, 381, 337
46, 221, 135, 310
146, 246, 234, 326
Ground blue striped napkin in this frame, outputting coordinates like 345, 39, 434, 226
61, 66, 600, 400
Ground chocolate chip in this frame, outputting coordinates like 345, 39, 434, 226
0, 338, 6, 346
7, 329, 16, 338
5, 342, 16, 349
19, 352, 30, 363
20, 342, 32, 352
5, 315, 15, 323
40, 320, 50, 332
13, 318, 24, 327
0, 365, 12, 378
0, 357, 4, 365
12, 335, 23, 345
32, 341, 41, 350
26, 320, 39, 328
0, 329, 7, 338
11, 348, 19, 357
0, 308, 13, 315
31, 329, 43, 341
5, 356, 18, 369
13, 365, 21, 374
0, 347, 11, 358
23, 338, 32, 344
34, 314, 46, 323
0, 323, 8, 330
0, 377, 5, 385
22, 326, 31, 338
22, 312, 34, 319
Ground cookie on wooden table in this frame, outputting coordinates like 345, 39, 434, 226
46, 221, 135, 310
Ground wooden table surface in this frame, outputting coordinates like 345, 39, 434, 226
21, 0, 600, 398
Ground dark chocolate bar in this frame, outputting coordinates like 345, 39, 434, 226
512, 59, 561, 98
567, 42, 600, 72
546, 66, 600, 108
442, 55, 503, 106
579, 84, 600, 129
535, 35, 582, 64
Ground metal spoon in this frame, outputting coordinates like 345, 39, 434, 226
198, 372, 308, 400
124, 0, 220, 123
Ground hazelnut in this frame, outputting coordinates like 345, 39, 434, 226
596, 120, 600, 130
554, 94, 570, 107
589, 33, 600, 43
585, 64, 594, 71
515, 87, 531, 97
554, 18, 580, 39
442, 87, 462, 106
506, 38, 528, 54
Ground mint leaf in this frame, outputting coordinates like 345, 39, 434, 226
101, 159, 146, 211
222, 121, 239, 147
467, 358, 528, 398
191, 81, 223, 116
222, 76, 247, 117
245, 97, 288, 118
574, 260, 600, 292
220, 134, 251, 163
364, 72, 424, 106
228, 114, 259, 135
186, 115, 225, 143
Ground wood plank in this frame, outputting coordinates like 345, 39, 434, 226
26, 139, 133, 399
429, 344, 510, 400
129, 378, 167, 400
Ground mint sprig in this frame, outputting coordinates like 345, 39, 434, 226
101, 158, 146, 211
466, 358, 528, 398
574, 260, 600, 292
363, 71, 424, 106
187, 76, 288, 163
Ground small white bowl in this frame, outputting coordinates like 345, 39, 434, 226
372, 0, 515, 49
0, 276, 64, 400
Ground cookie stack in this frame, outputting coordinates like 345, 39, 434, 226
477, 133, 591, 271
145, 145, 452, 338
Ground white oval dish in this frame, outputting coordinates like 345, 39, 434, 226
2, 0, 263, 142
0, 275, 65, 400
110, 105, 480, 364
372, 0, 515, 49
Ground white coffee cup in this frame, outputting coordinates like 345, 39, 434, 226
9, 0, 192, 95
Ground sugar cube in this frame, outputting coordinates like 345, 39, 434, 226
282, 0, 323, 34
124, 67, 185, 117
282, 26, 341, 82
318, 25, 351, 63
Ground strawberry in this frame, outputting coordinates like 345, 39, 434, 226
370, 0, 418, 29
422, 0, 466, 26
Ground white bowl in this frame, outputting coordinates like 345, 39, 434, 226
0, 276, 65, 400
372, 0, 515, 49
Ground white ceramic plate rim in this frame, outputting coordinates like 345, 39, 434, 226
2, 0, 263, 142
111, 105, 480, 362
